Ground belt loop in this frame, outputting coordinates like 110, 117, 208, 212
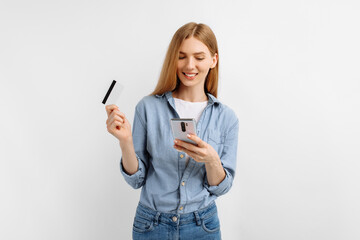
154, 212, 161, 226
194, 211, 201, 226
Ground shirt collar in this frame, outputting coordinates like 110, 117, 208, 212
156, 91, 220, 105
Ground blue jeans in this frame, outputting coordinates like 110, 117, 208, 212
132, 202, 221, 240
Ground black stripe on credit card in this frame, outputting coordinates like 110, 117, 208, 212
102, 80, 116, 104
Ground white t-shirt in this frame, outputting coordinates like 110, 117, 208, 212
174, 97, 208, 166
174, 98, 208, 123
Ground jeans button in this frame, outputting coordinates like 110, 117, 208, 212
172, 216, 178, 222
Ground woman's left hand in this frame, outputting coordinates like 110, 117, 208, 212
173, 134, 220, 165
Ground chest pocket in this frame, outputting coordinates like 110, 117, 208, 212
206, 129, 225, 156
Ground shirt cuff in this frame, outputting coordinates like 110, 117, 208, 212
204, 169, 232, 196
120, 155, 146, 189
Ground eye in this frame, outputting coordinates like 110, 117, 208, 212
196, 58, 204, 61
179, 56, 185, 59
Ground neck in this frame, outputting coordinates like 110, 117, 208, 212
172, 85, 208, 102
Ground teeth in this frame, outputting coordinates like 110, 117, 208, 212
185, 73, 196, 77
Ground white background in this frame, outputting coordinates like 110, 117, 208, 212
1, 0, 360, 239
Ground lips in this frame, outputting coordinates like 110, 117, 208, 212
183, 72, 198, 80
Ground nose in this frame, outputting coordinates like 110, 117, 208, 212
185, 57, 195, 70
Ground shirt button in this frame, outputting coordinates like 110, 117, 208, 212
180, 154, 184, 158
179, 206, 183, 210
172, 216, 178, 222
181, 181, 185, 186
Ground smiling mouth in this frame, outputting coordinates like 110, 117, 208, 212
183, 73, 198, 79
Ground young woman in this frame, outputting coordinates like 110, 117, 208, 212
105, 22, 239, 240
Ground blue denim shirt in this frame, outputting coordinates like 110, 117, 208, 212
120, 91, 239, 214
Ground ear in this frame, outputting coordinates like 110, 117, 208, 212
210, 53, 218, 69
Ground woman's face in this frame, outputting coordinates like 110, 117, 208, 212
176, 37, 217, 90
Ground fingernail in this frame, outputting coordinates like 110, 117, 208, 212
187, 134, 191, 138
174, 140, 177, 144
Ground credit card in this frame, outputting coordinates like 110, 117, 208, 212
102, 80, 124, 105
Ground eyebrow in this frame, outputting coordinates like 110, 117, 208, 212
179, 51, 206, 55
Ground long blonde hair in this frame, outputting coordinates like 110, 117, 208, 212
151, 22, 219, 98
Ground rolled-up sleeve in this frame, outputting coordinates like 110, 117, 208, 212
204, 119, 239, 196
120, 154, 147, 189
119, 103, 149, 189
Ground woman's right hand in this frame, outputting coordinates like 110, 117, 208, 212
105, 104, 132, 143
